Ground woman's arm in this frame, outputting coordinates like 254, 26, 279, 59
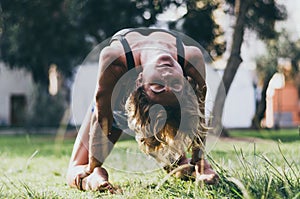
184, 46, 206, 98
66, 46, 126, 190
184, 46, 207, 165
87, 46, 126, 173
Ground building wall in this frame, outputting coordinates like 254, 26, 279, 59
71, 63, 98, 126
222, 67, 256, 128
273, 81, 300, 127
0, 63, 34, 125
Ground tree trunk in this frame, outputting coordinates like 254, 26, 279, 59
251, 71, 276, 129
210, 0, 252, 136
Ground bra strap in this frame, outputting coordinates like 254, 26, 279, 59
113, 35, 136, 70
176, 36, 186, 77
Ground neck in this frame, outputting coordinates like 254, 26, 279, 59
140, 49, 172, 69
140, 50, 156, 69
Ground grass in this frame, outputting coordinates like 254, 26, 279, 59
229, 128, 299, 142
0, 129, 299, 198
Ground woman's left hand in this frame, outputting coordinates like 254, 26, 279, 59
195, 160, 219, 185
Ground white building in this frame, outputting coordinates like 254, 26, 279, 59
0, 62, 34, 126
71, 62, 98, 126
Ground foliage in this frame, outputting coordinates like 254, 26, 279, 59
71, 0, 151, 43
225, 0, 287, 39
72, 0, 226, 57
256, 31, 300, 79
175, 0, 226, 58
0, 0, 89, 85
0, 0, 227, 86
0, 129, 299, 198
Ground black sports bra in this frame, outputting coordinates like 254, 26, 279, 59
110, 28, 186, 76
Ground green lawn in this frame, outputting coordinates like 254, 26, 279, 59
0, 129, 299, 199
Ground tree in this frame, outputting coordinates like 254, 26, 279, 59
0, 0, 89, 85
74, 0, 226, 58
0, 0, 227, 84
0, 0, 227, 127
0, 0, 91, 126
210, 0, 287, 136
252, 31, 300, 129
173, 0, 226, 58
72, 0, 151, 43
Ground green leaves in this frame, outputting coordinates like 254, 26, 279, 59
0, 0, 89, 84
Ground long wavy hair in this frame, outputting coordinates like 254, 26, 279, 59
125, 77, 207, 165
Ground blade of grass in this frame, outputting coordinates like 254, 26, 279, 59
3, 173, 20, 190
277, 142, 299, 181
155, 164, 193, 191
260, 154, 285, 181
260, 154, 294, 197
25, 149, 39, 169
227, 177, 250, 199
292, 191, 300, 199
233, 146, 255, 183
20, 180, 35, 198
264, 173, 273, 199
206, 153, 228, 175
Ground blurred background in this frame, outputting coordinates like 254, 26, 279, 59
0, 0, 299, 135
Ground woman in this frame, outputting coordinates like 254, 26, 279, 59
66, 28, 218, 192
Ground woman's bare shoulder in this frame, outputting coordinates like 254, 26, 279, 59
184, 45, 206, 80
99, 46, 125, 65
185, 46, 204, 61
98, 46, 127, 77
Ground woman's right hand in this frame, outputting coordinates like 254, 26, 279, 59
81, 167, 117, 194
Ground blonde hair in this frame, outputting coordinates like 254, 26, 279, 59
125, 77, 207, 166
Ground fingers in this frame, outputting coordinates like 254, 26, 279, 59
74, 175, 83, 190
97, 181, 117, 194
195, 164, 219, 185
81, 167, 121, 194
196, 173, 219, 185
74, 171, 89, 190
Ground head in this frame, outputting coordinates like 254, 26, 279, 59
125, 50, 206, 164
136, 53, 185, 106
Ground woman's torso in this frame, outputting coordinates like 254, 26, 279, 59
109, 28, 184, 70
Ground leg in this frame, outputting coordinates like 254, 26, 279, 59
66, 110, 90, 188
